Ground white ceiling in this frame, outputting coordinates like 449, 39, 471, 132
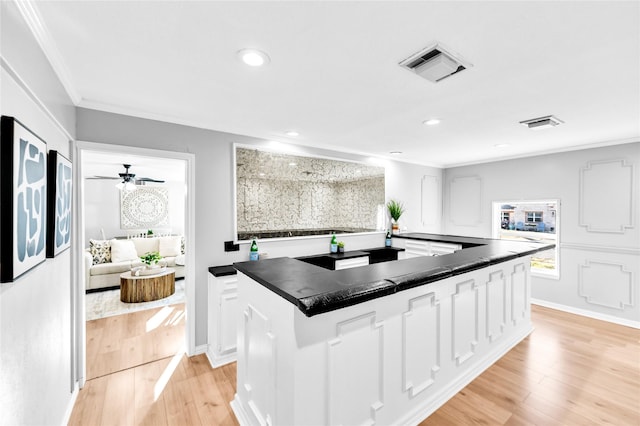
32, 1, 640, 167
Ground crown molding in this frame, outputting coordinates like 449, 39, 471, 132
15, 0, 82, 105
444, 137, 640, 169
1, 55, 74, 141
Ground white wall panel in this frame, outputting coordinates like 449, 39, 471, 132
421, 175, 440, 227
579, 260, 634, 310
579, 159, 635, 233
449, 176, 482, 227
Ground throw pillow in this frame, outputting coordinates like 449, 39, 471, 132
159, 236, 181, 257
181, 235, 185, 255
131, 237, 159, 257
110, 239, 139, 263
89, 239, 111, 265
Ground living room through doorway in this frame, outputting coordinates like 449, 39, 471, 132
78, 145, 192, 380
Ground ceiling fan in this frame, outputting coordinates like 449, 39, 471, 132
87, 164, 165, 188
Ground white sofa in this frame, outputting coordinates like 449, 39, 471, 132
84, 236, 185, 292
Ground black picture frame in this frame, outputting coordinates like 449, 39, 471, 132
47, 150, 72, 258
0, 116, 48, 283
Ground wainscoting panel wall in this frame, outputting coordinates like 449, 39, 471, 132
443, 143, 639, 326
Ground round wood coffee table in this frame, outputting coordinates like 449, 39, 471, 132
120, 268, 175, 303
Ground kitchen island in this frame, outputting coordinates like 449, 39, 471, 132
231, 234, 553, 425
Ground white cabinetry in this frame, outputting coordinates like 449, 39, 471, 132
430, 241, 462, 256
232, 257, 533, 426
395, 238, 462, 259
334, 256, 369, 270
207, 270, 238, 368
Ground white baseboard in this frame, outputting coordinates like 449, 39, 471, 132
192, 344, 209, 356
61, 383, 79, 426
531, 299, 640, 329
206, 349, 237, 369
230, 397, 252, 426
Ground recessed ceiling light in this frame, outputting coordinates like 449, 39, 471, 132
237, 48, 270, 67
494, 143, 510, 148
289, 162, 297, 167
285, 130, 299, 137
389, 151, 403, 155
423, 119, 440, 126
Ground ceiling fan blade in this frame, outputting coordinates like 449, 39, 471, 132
86, 175, 120, 180
137, 177, 165, 183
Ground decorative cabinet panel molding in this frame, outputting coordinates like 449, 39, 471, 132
486, 271, 506, 343
328, 312, 384, 426
403, 294, 440, 398
232, 257, 533, 426
579, 159, 635, 233
511, 263, 529, 326
207, 273, 238, 368
449, 176, 482, 226
452, 280, 478, 366
579, 260, 634, 310
243, 304, 277, 426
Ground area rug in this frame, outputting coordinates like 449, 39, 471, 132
85, 278, 186, 321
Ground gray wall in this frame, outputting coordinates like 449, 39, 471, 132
0, 2, 76, 424
76, 107, 444, 347
443, 143, 640, 325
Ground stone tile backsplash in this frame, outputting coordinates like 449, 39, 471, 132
237, 176, 385, 234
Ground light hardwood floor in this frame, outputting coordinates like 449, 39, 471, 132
69, 304, 640, 425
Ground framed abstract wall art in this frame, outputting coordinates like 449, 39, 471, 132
47, 150, 72, 258
0, 116, 48, 283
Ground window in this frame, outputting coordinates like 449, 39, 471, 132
526, 211, 543, 223
493, 200, 559, 278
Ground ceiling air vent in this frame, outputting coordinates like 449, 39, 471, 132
399, 42, 471, 83
519, 115, 564, 130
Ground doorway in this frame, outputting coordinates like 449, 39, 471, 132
73, 141, 196, 388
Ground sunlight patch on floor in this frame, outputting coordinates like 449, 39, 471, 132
154, 346, 185, 401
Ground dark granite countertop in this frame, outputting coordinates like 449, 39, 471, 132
234, 233, 554, 317
208, 265, 237, 277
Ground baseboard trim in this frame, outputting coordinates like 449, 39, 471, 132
192, 344, 209, 356
230, 397, 253, 426
206, 349, 237, 369
531, 299, 640, 329
61, 383, 79, 426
